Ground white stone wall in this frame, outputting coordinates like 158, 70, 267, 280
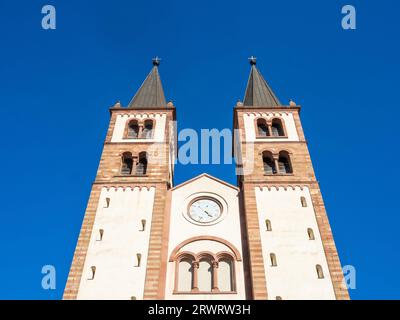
77, 186, 155, 300
111, 113, 167, 143
243, 112, 299, 142
255, 186, 336, 300
164, 175, 246, 300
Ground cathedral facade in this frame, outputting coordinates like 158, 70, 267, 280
63, 58, 349, 300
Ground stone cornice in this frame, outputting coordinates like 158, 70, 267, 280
241, 180, 319, 186
109, 106, 177, 120
234, 105, 301, 112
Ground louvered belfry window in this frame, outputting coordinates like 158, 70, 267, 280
257, 119, 269, 137
136, 152, 147, 175
271, 118, 285, 136
121, 152, 133, 175
141, 120, 154, 139
263, 151, 276, 174
127, 120, 139, 138
278, 151, 292, 174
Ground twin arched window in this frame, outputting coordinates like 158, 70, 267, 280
263, 150, 293, 175
121, 152, 148, 176
176, 254, 235, 293
126, 119, 154, 139
256, 118, 285, 137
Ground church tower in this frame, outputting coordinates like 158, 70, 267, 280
234, 57, 349, 300
63, 58, 176, 300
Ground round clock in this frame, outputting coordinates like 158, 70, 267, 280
188, 198, 222, 223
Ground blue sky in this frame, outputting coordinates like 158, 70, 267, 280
0, 0, 399, 299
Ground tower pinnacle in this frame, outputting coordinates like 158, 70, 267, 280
243, 57, 281, 107
152, 56, 161, 66
128, 58, 167, 108
248, 56, 257, 65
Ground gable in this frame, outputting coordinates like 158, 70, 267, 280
172, 173, 238, 193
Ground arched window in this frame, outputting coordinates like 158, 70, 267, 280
121, 152, 133, 175
271, 118, 285, 136
301, 196, 307, 207
141, 120, 154, 139
173, 249, 238, 294
136, 152, 148, 175
198, 258, 213, 292
136, 253, 142, 267
270, 253, 277, 267
140, 219, 146, 232
316, 264, 324, 279
127, 120, 139, 138
89, 266, 96, 280
278, 151, 292, 174
177, 257, 194, 292
104, 197, 110, 208
263, 151, 277, 175
97, 229, 104, 241
218, 257, 234, 292
257, 118, 269, 137
265, 219, 272, 231
307, 228, 315, 240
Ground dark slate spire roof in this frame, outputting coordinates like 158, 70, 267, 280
243, 57, 281, 107
128, 57, 167, 109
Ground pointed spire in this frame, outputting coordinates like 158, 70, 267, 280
243, 56, 281, 107
128, 57, 167, 109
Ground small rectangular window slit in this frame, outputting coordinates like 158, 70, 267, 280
88, 266, 96, 280
270, 253, 277, 267
316, 265, 324, 279
140, 219, 146, 232
136, 253, 142, 267
265, 219, 272, 231
104, 197, 110, 208
307, 228, 315, 240
97, 229, 104, 241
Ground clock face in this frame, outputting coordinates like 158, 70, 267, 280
188, 198, 222, 223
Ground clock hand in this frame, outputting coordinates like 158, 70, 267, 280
204, 210, 212, 217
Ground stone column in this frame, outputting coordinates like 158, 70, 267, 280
192, 261, 199, 292
212, 261, 219, 293
273, 154, 280, 174
267, 122, 273, 136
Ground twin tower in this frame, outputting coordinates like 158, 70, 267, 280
63, 58, 349, 300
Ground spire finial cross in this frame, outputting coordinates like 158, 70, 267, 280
248, 56, 257, 65
152, 56, 161, 66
